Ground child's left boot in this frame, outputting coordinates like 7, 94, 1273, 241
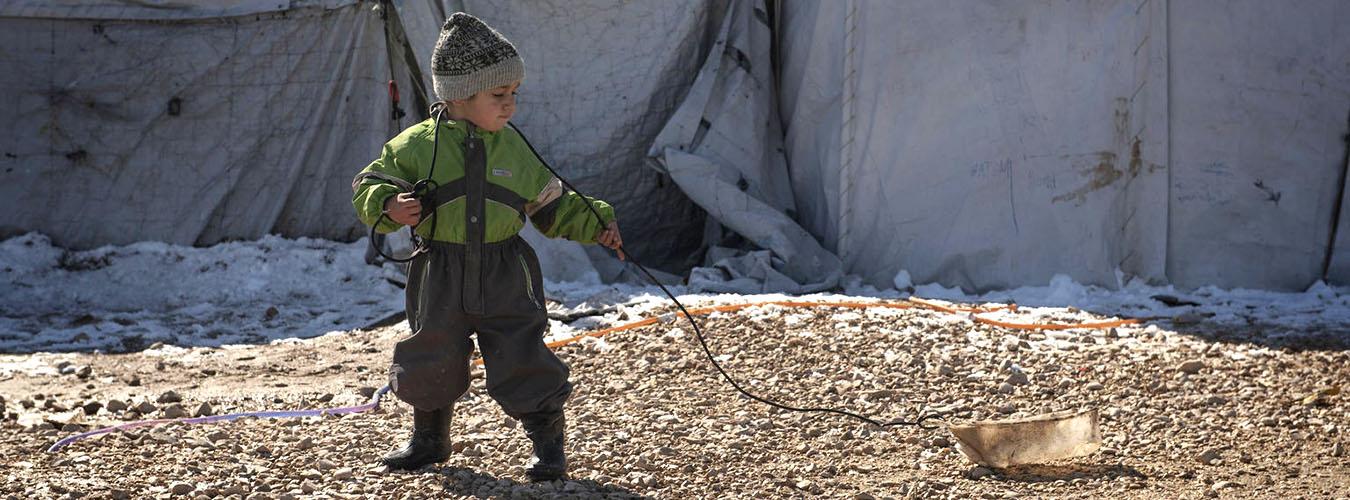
521, 411, 567, 481
381, 405, 453, 470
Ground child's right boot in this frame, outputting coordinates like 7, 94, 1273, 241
381, 405, 453, 470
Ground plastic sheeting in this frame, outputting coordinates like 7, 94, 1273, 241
1166, 0, 1350, 290
0, 3, 394, 248
3, 0, 1347, 293
780, 0, 1169, 292
779, 0, 1350, 292
0, 0, 354, 21
650, 0, 841, 293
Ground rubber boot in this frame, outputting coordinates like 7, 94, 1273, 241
381, 406, 452, 471
522, 412, 567, 481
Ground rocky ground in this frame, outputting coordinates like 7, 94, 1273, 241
0, 298, 1346, 499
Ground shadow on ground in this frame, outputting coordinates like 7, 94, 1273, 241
428, 465, 644, 499
992, 462, 1147, 483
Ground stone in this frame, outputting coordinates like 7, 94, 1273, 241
194, 402, 213, 417
162, 404, 187, 419
76, 366, 93, 379
1086, 382, 1104, 391
134, 401, 157, 414
1005, 370, 1029, 386
158, 391, 183, 404
968, 466, 994, 479
81, 401, 103, 415
171, 482, 194, 495
1197, 448, 1221, 465
1178, 360, 1205, 374
334, 468, 354, 480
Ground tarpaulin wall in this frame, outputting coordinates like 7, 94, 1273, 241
1166, 0, 1350, 289
778, 0, 1350, 291
2, 0, 1347, 292
0, 1, 394, 248
0, 0, 726, 277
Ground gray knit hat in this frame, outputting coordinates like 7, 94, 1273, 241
431, 12, 525, 102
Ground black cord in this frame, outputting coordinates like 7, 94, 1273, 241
509, 122, 942, 430
368, 105, 447, 264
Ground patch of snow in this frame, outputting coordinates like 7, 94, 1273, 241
1, 233, 1346, 355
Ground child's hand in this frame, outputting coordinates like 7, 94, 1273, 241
597, 221, 625, 261
383, 193, 422, 226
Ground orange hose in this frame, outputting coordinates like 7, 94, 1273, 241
470, 297, 1135, 365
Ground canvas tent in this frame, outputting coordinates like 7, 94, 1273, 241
1, 0, 1347, 293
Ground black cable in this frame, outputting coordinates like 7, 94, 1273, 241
368, 105, 446, 264
509, 122, 943, 430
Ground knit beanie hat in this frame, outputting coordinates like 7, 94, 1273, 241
431, 12, 525, 102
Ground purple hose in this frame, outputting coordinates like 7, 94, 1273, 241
46, 385, 392, 453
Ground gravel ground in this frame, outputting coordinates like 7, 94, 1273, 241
1, 299, 1345, 499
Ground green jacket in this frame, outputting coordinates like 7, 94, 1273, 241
353, 118, 614, 244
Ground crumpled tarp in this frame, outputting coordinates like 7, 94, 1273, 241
650, 0, 842, 294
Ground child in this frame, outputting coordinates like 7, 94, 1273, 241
352, 12, 622, 480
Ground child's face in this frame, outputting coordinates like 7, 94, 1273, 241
452, 81, 520, 132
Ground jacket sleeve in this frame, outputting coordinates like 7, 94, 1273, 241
524, 176, 615, 244
352, 143, 418, 234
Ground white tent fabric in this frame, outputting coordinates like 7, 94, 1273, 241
778, 0, 1349, 292
0, 1, 353, 21
2, 0, 1346, 292
1166, 0, 1350, 290
0, 2, 393, 248
1332, 160, 1350, 284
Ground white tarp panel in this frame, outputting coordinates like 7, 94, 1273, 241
392, 0, 731, 273
1330, 145, 1350, 283
0, 0, 354, 20
780, 0, 1349, 292
0, 4, 393, 248
780, 0, 1170, 292
4, 0, 1346, 293
651, 0, 841, 293
1166, 0, 1350, 290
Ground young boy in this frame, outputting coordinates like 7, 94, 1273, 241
352, 12, 622, 480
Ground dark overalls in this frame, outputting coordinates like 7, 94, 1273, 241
388, 125, 570, 423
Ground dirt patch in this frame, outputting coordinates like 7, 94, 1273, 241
1, 303, 1346, 498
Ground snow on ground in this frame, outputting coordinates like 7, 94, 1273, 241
2, 233, 1347, 361
0, 233, 405, 354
